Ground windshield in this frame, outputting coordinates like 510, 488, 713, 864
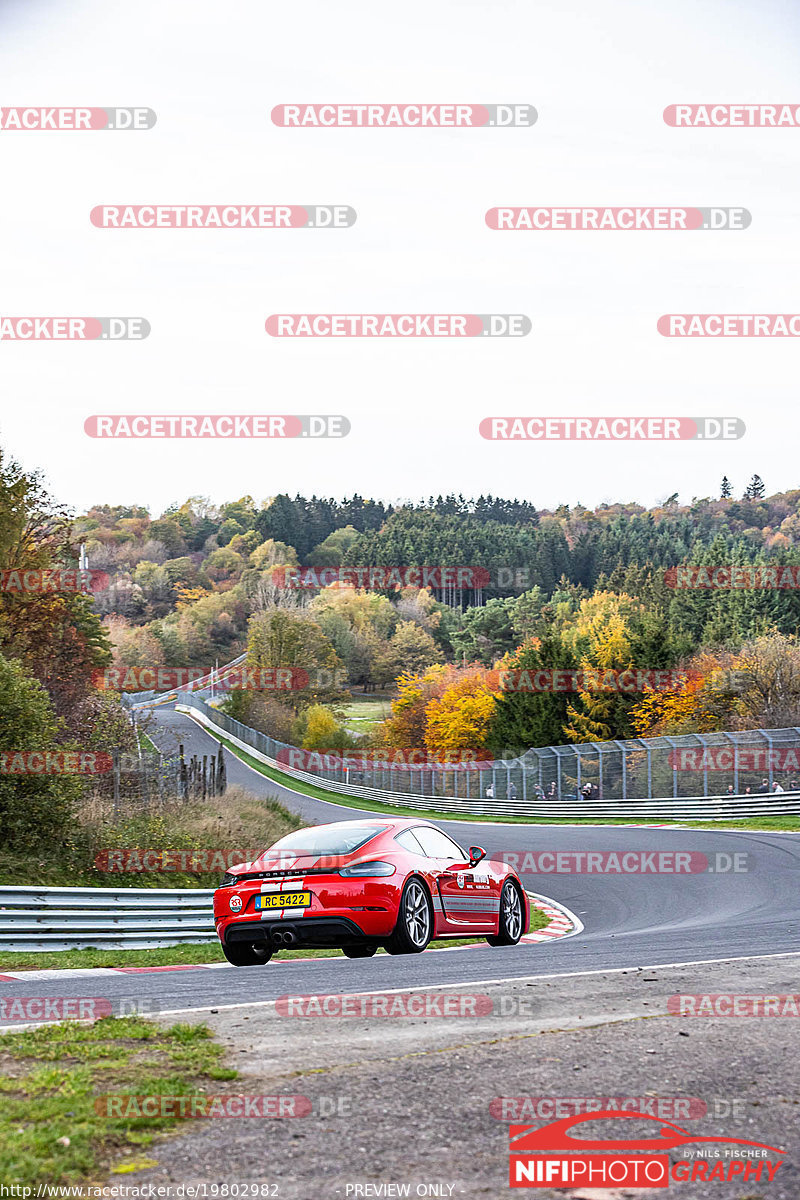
267, 824, 387, 856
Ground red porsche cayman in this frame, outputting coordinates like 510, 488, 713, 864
214, 817, 529, 965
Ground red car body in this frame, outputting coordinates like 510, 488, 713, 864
213, 816, 529, 961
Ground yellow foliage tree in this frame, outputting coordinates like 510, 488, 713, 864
562, 593, 637, 742
424, 670, 501, 756
301, 704, 348, 750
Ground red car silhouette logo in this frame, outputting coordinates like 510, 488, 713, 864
510, 1110, 784, 1155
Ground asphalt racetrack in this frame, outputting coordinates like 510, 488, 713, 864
4, 706, 799, 1198
4, 705, 795, 1012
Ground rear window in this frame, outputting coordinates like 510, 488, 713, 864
268, 824, 387, 857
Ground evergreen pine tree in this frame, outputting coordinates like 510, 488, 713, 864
744, 474, 766, 501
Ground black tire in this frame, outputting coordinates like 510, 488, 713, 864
486, 880, 525, 946
221, 940, 273, 966
342, 944, 378, 959
384, 878, 433, 954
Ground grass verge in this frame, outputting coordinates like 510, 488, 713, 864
339, 696, 392, 733
0, 911, 549, 972
204, 727, 800, 829
207, 729, 550, 824
670, 816, 800, 831
0, 1016, 237, 1186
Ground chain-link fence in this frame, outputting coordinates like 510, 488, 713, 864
175, 692, 800, 803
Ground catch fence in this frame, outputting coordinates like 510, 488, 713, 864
175, 694, 800, 818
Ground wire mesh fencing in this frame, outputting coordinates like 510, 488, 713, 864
175, 692, 800, 804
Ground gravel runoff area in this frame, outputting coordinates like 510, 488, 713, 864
123, 952, 800, 1200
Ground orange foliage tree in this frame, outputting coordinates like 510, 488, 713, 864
424, 667, 502, 757
380, 665, 450, 749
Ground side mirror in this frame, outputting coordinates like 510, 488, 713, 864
468, 845, 486, 866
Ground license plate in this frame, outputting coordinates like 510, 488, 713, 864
255, 891, 311, 910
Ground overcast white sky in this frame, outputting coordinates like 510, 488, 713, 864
1, 0, 798, 517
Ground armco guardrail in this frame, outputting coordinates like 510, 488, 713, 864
161, 662, 800, 801
123, 654, 248, 711
0, 885, 215, 952
177, 696, 800, 821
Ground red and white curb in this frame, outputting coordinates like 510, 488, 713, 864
520, 891, 583, 943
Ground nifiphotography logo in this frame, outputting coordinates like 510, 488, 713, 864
508, 1111, 785, 1188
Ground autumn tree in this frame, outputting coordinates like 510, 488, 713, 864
386, 620, 442, 676
560, 592, 676, 743
297, 704, 354, 750
424, 669, 501, 756
246, 608, 344, 709
0, 448, 110, 725
630, 650, 742, 737
0, 653, 83, 851
380, 665, 450, 749
730, 633, 800, 729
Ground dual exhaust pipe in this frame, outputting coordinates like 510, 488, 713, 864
272, 928, 297, 947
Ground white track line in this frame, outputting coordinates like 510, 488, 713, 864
142, 950, 800, 1020
3, 950, 800, 1033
